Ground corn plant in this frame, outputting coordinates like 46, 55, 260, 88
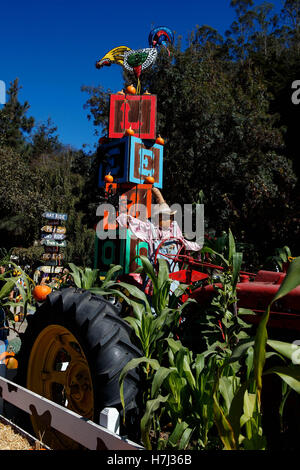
265, 246, 292, 272
68, 263, 102, 289
180, 229, 249, 357
1, 262, 35, 320
253, 257, 300, 403
91, 255, 194, 360
212, 257, 300, 449
119, 338, 219, 450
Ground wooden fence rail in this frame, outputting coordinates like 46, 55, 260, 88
0, 375, 143, 450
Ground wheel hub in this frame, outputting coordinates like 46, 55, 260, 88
26, 324, 94, 449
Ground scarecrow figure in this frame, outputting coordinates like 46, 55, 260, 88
117, 187, 202, 258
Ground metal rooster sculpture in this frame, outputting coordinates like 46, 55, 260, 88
96, 26, 174, 93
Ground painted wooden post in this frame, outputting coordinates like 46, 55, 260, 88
40, 212, 68, 277
96, 91, 162, 274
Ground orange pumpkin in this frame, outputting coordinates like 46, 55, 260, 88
144, 90, 151, 95
0, 351, 18, 369
126, 84, 136, 95
14, 314, 19, 322
117, 90, 125, 95
33, 285, 52, 302
125, 126, 135, 136
104, 173, 114, 183
156, 135, 165, 146
144, 176, 155, 184
6, 356, 18, 369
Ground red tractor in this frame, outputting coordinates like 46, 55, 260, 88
152, 237, 300, 336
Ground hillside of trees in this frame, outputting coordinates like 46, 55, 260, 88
1, 0, 300, 271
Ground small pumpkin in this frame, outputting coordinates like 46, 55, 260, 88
33, 285, 52, 302
125, 126, 135, 136
14, 314, 19, 322
0, 351, 18, 369
144, 176, 155, 184
6, 356, 18, 369
144, 90, 151, 95
126, 84, 136, 95
117, 90, 125, 95
156, 135, 165, 146
104, 173, 114, 183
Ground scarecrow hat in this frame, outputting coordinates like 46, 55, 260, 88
151, 187, 177, 217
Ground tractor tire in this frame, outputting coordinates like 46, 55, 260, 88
15, 287, 142, 450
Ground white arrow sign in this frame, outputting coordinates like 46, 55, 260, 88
41, 239, 67, 247
43, 212, 68, 221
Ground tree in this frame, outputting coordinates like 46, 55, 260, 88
30, 117, 62, 159
0, 78, 34, 154
0, 146, 53, 247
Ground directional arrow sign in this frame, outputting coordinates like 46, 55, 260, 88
43, 212, 68, 221
41, 239, 67, 248
40, 265, 64, 272
42, 253, 64, 261
41, 233, 66, 241
41, 226, 66, 234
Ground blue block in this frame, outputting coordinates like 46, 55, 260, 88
98, 136, 163, 188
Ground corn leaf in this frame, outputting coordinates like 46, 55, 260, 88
254, 257, 300, 402
0, 279, 15, 300
264, 366, 300, 394
119, 357, 160, 419
213, 391, 237, 450
267, 339, 300, 362
232, 252, 243, 289
151, 367, 173, 397
141, 395, 169, 450
228, 228, 236, 263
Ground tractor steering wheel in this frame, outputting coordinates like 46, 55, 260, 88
153, 238, 186, 273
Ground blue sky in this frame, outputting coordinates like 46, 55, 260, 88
0, 0, 284, 151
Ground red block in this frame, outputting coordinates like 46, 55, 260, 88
102, 183, 152, 230
109, 94, 157, 140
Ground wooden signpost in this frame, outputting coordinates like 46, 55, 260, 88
41, 239, 67, 248
40, 211, 68, 276
42, 212, 68, 221
41, 233, 66, 240
42, 253, 64, 261
41, 226, 66, 234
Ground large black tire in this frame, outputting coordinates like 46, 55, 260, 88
15, 287, 142, 449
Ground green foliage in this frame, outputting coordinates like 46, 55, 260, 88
264, 245, 292, 271
93, 256, 192, 359
0, 262, 36, 320
68, 251, 300, 450
254, 257, 300, 402
68, 263, 101, 289
181, 229, 250, 355
0, 78, 34, 154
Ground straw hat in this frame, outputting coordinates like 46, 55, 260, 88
151, 188, 177, 218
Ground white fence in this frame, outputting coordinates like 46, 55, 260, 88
0, 375, 143, 450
